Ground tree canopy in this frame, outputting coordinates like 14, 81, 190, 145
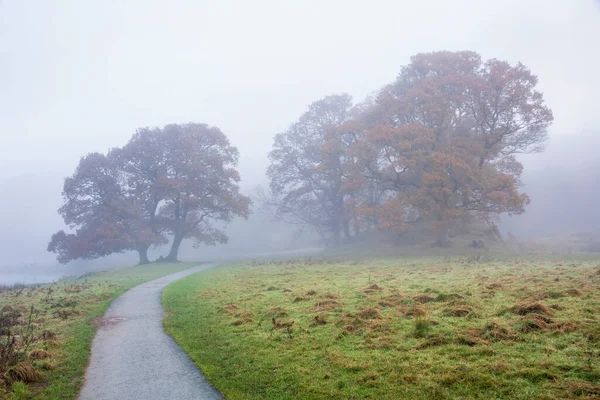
48, 123, 250, 264
266, 51, 553, 246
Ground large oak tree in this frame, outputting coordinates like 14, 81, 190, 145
145, 123, 250, 262
48, 123, 249, 264
48, 153, 164, 264
355, 51, 553, 245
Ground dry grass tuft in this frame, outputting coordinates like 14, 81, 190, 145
378, 294, 405, 308
457, 335, 490, 346
28, 349, 52, 360
40, 330, 56, 340
357, 307, 382, 320
549, 321, 579, 333
363, 284, 383, 293
311, 299, 341, 311
565, 288, 583, 297
4, 362, 42, 383
443, 305, 473, 317
415, 334, 449, 349
556, 380, 600, 396
478, 320, 518, 341
435, 293, 464, 302
413, 294, 435, 303
486, 283, 504, 290
519, 314, 551, 332
267, 307, 288, 318
402, 306, 426, 318
512, 301, 554, 317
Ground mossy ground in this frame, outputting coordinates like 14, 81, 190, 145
0, 262, 198, 399
163, 256, 600, 399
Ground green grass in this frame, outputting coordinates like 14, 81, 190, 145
163, 256, 600, 399
0, 262, 199, 400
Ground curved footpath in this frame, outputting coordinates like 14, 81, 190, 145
79, 264, 223, 400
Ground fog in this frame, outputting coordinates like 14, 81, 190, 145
1, 1, 599, 282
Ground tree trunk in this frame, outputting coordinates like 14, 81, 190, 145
165, 234, 183, 262
343, 219, 351, 240
331, 225, 341, 246
434, 229, 451, 247
137, 245, 150, 265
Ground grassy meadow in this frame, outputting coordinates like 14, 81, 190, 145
163, 256, 600, 399
0, 262, 198, 400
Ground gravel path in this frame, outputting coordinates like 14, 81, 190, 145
79, 264, 223, 400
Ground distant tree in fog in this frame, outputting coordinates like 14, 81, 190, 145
265, 94, 356, 244
48, 123, 250, 264
123, 123, 250, 262
48, 153, 165, 264
351, 51, 553, 245
267, 51, 553, 247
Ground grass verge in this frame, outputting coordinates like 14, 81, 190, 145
163, 256, 600, 399
0, 262, 198, 400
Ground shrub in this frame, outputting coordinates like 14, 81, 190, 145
413, 315, 430, 338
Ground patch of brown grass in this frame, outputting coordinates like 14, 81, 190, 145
378, 293, 405, 308
512, 301, 554, 317
486, 283, 504, 290
311, 299, 341, 311
519, 314, 551, 332
357, 307, 382, 320
443, 306, 473, 317
415, 334, 449, 349
477, 320, 518, 341
40, 330, 56, 340
4, 362, 42, 383
549, 321, 579, 333
413, 294, 435, 303
556, 380, 600, 396
401, 306, 426, 318
565, 288, 583, 297
457, 335, 490, 346
311, 314, 327, 326
28, 349, 52, 360
363, 284, 383, 294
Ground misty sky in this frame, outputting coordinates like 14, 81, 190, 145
1, 1, 600, 272
2, 1, 600, 183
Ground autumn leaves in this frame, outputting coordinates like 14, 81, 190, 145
265, 51, 553, 246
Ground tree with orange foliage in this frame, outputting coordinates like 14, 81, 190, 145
354, 51, 553, 245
